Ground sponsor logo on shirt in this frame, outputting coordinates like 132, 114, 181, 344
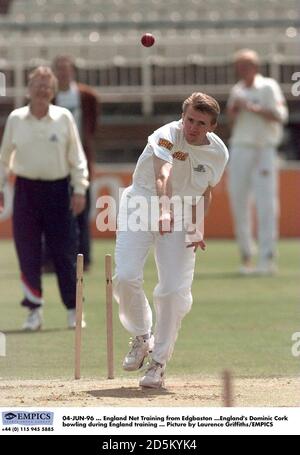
172, 151, 188, 161
193, 164, 206, 172
49, 133, 58, 142
158, 138, 173, 151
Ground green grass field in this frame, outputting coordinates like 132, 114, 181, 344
0, 239, 299, 380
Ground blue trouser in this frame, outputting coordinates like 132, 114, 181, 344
43, 187, 91, 268
13, 176, 77, 310
76, 187, 91, 266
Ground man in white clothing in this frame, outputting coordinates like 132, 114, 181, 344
41, 55, 99, 272
113, 93, 228, 388
227, 49, 288, 275
0, 67, 89, 330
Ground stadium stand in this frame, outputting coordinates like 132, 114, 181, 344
0, 0, 299, 160
6, 0, 300, 22
0, 0, 10, 14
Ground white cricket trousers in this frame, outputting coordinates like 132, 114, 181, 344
113, 187, 196, 365
228, 145, 279, 263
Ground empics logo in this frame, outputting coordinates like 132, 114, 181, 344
4, 413, 17, 420
2, 411, 54, 426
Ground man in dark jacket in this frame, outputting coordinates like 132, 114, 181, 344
43, 55, 99, 271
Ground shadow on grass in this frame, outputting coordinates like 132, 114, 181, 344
87, 387, 174, 399
2, 328, 71, 335
194, 271, 242, 280
194, 271, 277, 280
0, 272, 19, 279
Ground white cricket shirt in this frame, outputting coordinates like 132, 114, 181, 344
132, 119, 229, 199
56, 82, 82, 137
0, 104, 88, 194
227, 74, 288, 148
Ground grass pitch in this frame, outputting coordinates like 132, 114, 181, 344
0, 239, 299, 380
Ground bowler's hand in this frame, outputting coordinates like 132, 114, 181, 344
186, 239, 206, 253
235, 99, 260, 114
71, 194, 86, 215
233, 98, 248, 110
158, 212, 174, 235
244, 102, 261, 114
0, 191, 4, 214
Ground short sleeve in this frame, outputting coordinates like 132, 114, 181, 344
66, 111, 89, 194
227, 83, 242, 108
263, 80, 288, 124
148, 122, 179, 164
0, 113, 15, 190
207, 135, 229, 187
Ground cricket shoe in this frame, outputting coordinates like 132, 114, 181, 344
22, 308, 43, 331
123, 334, 154, 371
139, 360, 165, 389
239, 264, 255, 276
67, 309, 87, 329
255, 260, 278, 276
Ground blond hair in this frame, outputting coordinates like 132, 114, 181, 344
28, 66, 58, 93
182, 92, 220, 125
233, 49, 260, 67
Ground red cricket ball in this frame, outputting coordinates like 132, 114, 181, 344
141, 33, 155, 47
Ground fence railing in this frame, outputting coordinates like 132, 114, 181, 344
0, 33, 299, 114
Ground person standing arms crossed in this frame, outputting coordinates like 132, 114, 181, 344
227, 49, 288, 275
47, 55, 99, 271
113, 93, 228, 388
0, 66, 89, 330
